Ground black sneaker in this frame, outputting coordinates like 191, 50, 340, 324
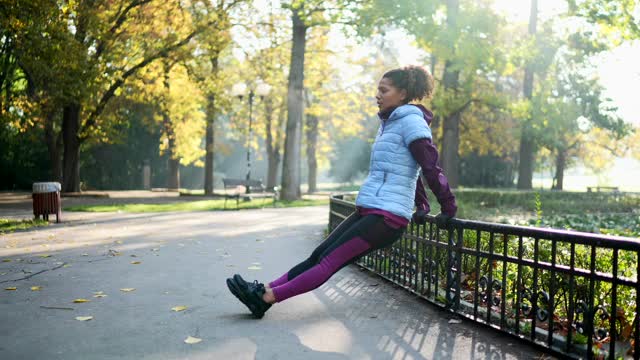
233, 274, 255, 292
226, 278, 272, 319
227, 274, 259, 303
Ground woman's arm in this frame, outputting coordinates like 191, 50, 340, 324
409, 138, 457, 217
414, 175, 430, 213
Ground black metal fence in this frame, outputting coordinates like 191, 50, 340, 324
329, 194, 640, 360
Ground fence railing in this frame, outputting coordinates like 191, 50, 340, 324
329, 194, 640, 360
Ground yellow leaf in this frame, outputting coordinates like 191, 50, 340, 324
31, 286, 42, 291
172, 306, 187, 312
131, 261, 141, 265
248, 266, 261, 270
5, 287, 16, 291
63, 264, 71, 268
75, 316, 93, 321
39, 254, 51, 258
2, 259, 11, 262
184, 336, 202, 344
120, 288, 136, 292
116, 240, 123, 244
73, 299, 90, 303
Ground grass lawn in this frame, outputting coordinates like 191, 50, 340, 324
0, 218, 49, 234
64, 198, 329, 213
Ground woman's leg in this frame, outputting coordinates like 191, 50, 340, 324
267, 211, 364, 288
268, 214, 404, 302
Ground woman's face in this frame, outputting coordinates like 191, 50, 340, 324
376, 77, 407, 113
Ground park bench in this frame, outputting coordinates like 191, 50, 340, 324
587, 186, 620, 193
221, 178, 278, 209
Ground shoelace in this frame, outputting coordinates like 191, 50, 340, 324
253, 280, 266, 293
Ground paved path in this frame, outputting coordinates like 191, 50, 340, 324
0, 206, 553, 359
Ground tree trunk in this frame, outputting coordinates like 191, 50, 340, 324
517, 137, 534, 189
306, 113, 318, 193
204, 54, 220, 195
164, 104, 180, 190
517, 0, 538, 189
265, 97, 280, 191
163, 61, 179, 191
281, 9, 307, 201
62, 103, 81, 192
440, 0, 461, 188
204, 91, 216, 195
44, 110, 63, 183
168, 155, 180, 191
552, 149, 566, 190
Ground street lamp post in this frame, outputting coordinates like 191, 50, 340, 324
231, 81, 271, 194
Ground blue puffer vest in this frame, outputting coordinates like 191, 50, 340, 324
355, 104, 432, 220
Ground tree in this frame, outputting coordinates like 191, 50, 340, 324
187, 0, 245, 195
280, 0, 362, 200
8, 0, 216, 192
361, 0, 509, 188
517, 0, 539, 189
568, 0, 640, 41
535, 70, 631, 190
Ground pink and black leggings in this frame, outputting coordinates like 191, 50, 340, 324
267, 212, 405, 302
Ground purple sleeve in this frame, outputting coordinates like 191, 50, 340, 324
409, 138, 457, 217
414, 176, 430, 213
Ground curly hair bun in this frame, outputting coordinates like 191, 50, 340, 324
383, 65, 434, 103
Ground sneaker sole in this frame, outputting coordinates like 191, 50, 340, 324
226, 278, 265, 319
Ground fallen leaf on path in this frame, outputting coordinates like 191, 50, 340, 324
116, 240, 123, 244
39, 254, 51, 258
256, 239, 264, 243
448, 319, 462, 324
120, 288, 135, 292
5, 287, 16, 290
94, 294, 107, 298
73, 299, 90, 303
2, 259, 11, 262
184, 336, 202, 344
248, 265, 262, 270
151, 248, 160, 252
0, 272, 7, 275
131, 261, 141, 265
81, 253, 89, 256
75, 316, 93, 321
63, 264, 71, 268
31, 286, 42, 291
172, 306, 187, 312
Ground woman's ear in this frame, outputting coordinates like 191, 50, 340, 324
400, 89, 408, 102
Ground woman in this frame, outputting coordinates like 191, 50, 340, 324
226, 65, 457, 319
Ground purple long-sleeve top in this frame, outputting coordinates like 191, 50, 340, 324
357, 104, 457, 228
